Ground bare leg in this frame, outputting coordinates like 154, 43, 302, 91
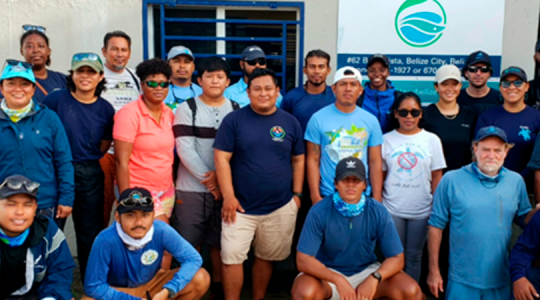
374, 271, 423, 300
291, 274, 332, 300
252, 257, 273, 300
222, 264, 243, 300
175, 268, 211, 300
156, 214, 172, 270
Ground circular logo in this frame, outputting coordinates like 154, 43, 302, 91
141, 249, 159, 266
395, 0, 447, 48
397, 152, 418, 170
270, 126, 286, 141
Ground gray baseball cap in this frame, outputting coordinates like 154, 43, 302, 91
167, 46, 194, 60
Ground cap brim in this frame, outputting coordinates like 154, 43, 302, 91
0, 73, 35, 84
367, 57, 389, 68
467, 59, 491, 67
117, 205, 154, 215
71, 61, 102, 73
437, 75, 461, 84
243, 53, 266, 60
500, 72, 526, 82
0, 190, 37, 200
336, 171, 366, 183
475, 134, 508, 143
168, 53, 194, 60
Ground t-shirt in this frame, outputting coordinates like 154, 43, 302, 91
304, 104, 383, 197
0, 242, 27, 299
113, 97, 175, 192
33, 70, 67, 103
382, 129, 446, 219
526, 77, 540, 109
281, 85, 335, 133
42, 90, 114, 162
173, 96, 236, 192
476, 106, 540, 185
164, 83, 203, 114
457, 88, 502, 116
421, 104, 477, 172
297, 196, 403, 276
224, 78, 283, 108
101, 67, 141, 112
527, 134, 540, 170
213, 106, 304, 215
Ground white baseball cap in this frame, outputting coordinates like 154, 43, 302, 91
435, 64, 461, 84
333, 66, 363, 85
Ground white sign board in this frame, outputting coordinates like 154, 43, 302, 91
337, 0, 505, 103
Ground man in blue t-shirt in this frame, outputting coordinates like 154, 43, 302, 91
428, 126, 538, 300
214, 68, 305, 300
305, 66, 383, 204
164, 46, 203, 114
84, 187, 210, 300
292, 157, 421, 300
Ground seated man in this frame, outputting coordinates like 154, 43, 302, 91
1, 175, 75, 300
292, 157, 422, 300
84, 187, 210, 300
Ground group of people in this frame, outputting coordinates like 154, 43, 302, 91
3, 23, 540, 300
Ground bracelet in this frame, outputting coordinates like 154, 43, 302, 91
293, 192, 303, 200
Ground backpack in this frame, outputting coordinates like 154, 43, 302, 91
185, 98, 241, 137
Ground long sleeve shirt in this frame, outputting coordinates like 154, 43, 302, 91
510, 210, 540, 282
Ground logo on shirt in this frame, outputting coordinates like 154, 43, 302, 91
519, 126, 532, 141
324, 124, 368, 163
141, 250, 159, 266
392, 146, 424, 176
270, 126, 286, 142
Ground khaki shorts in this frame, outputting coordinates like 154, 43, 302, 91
221, 198, 298, 264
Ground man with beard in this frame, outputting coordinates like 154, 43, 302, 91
164, 46, 203, 114
224, 45, 282, 107
427, 126, 539, 300
457, 51, 502, 115
281, 50, 335, 133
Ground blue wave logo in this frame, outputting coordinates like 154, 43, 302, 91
395, 0, 447, 48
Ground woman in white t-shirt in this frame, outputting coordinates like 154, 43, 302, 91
382, 92, 446, 282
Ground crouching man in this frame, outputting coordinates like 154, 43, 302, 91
292, 157, 422, 300
84, 187, 210, 300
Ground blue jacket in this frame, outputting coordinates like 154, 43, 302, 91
510, 209, 540, 283
4, 216, 75, 299
0, 100, 74, 209
358, 81, 400, 133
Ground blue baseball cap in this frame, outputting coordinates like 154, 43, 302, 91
500, 66, 527, 82
0, 60, 35, 84
167, 45, 194, 60
475, 126, 508, 143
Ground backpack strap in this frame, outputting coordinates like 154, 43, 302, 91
230, 100, 241, 111
125, 68, 141, 93
356, 93, 365, 107
186, 97, 199, 137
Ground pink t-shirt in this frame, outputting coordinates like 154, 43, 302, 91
113, 96, 175, 191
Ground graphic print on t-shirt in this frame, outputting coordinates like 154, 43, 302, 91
519, 126, 532, 141
324, 124, 368, 162
105, 81, 140, 107
390, 143, 427, 182
270, 126, 285, 142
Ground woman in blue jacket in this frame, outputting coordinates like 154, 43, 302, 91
0, 59, 74, 229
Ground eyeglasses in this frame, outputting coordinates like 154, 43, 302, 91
397, 109, 422, 118
0, 177, 40, 193
5, 59, 33, 70
145, 81, 170, 88
467, 66, 491, 73
245, 58, 267, 66
22, 24, 46, 33
119, 191, 154, 207
72, 53, 102, 64
500, 80, 524, 88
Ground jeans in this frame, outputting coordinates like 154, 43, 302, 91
36, 206, 66, 230
72, 160, 105, 282
391, 215, 429, 282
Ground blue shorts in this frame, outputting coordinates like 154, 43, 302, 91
446, 279, 510, 300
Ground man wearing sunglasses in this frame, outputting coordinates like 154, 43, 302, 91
224, 45, 283, 108
165, 46, 203, 114
0, 175, 75, 300
84, 187, 210, 300
457, 50, 502, 115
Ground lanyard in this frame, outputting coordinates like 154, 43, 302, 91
172, 84, 196, 103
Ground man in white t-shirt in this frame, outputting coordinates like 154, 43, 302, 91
100, 30, 141, 226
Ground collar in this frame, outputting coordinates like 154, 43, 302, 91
470, 162, 504, 182
237, 78, 248, 92
137, 95, 169, 117
115, 222, 154, 251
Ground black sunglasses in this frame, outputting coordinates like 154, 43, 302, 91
119, 191, 154, 207
467, 66, 491, 73
245, 58, 267, 66
500, 80, 524, 88
397, 109, 422, 118
5, 59, 33, 70
145, 81, 170, 88
0, 177, 40, 193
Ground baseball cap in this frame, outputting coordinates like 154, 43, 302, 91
500, 66, 527, 82
333, 66, 362, 85
435, 65, 461, 84
167, 45, 194, 60
367, 54, 390, 68
117, 187, 154, 215
475, 126, 508, 143
241, 45, 266, 61
335, 157, 367, 182
0, 175, 39, 200
0, 60, 36, 84
465, 51, 491, 67
71, 52, 103, 73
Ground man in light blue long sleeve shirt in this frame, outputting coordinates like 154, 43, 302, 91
84, 187, 210, 300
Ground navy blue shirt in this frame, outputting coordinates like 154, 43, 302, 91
298, 196, 403, 276
43, 90, 115, 162
213, 106, 305, 215
281, 85, 335, 133
35, 70, 67, 103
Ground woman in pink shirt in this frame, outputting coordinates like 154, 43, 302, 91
114, 58, 175, 224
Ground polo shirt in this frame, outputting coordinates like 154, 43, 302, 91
224, 78, 283, 108
113, 96, 175, 191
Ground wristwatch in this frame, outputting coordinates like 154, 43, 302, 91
371, 272, 382, 283
293, 192, 303, 200
166, 287, 175, 299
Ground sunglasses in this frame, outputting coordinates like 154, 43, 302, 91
0, 177, 40, 193
72, 53, 102, 64
119, 191, 154, 207
5, 59, 33, 70
22, 24, 46, 33
145, 81, 170, 88
397, 109, 422, 118
245, 58, 267, 66
500, 80, 524, 88
467, 66, 490, 73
